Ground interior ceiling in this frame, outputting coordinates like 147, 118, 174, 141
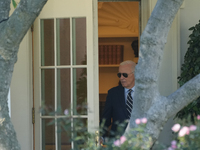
98, 2, 139, 37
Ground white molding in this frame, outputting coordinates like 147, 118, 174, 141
141, 0, 151, 33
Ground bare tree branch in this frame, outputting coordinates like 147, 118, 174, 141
0, 0, 10, 22
0, 0, 48, 51
167, 74, 200, 117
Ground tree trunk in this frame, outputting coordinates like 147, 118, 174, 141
125, 0, 200, 144
0, 0, 47, 149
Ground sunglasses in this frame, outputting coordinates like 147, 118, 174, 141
117, 72, 133, 78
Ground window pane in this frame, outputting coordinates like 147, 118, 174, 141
73, 118, 87, 150
41, 69, 55, 115
41, 19, 54, 66
42, 119, 55, 150
56, 18, 70, 66
72, 18, 87, 65
57, 68, 71, 115
57, 118, 71, 150
73, 68, 87, 115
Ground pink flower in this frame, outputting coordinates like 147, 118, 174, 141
114, 139, 120, 146
178, 126, 190, 137
171, 124, 181, 132
197, 115, 200, 120
141, 118, 148, 124
120, 136, 126, 144
171, 145, 177, 149
189, 125, 197, 131
113, 136, 126, 147
135, 118, 141, 124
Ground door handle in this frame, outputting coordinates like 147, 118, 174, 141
95, 130, 100, 147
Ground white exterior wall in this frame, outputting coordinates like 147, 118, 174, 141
180, 0, 200, 64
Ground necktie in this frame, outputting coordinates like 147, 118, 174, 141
126, 89, 133, 119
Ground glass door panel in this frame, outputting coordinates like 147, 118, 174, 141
40, 17, 88, 150
72, 18, 87, 65
34, 1, 98, 149
73, 118, 88, 149
56, 18, 70, 66
57, 68, 71, 115
73, 68, 87, 115
41, 69, 55, 115
41, 19, 55, 66
42, 119, 55, 150
57, 120, 71, 150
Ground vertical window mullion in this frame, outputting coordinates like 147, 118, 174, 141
72, 18, 77, 117
40, 19, 45, 150
54, 18, 58, 150
70, 17, 74, 150
40, 20, 45, 66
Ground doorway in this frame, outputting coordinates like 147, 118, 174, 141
98, 1, 140, 119
32, 0, 149, 149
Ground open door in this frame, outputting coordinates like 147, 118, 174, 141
98, 2, 140, 118
97, 0, 150, 124
33, 0, 99, 149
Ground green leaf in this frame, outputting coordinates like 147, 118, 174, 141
194, 30, 200, 37
196, 57, 200, 62
12, 0, 17, 8
189, 26, 195, 30
195, 66, 199, 72
194, 48, 199, 53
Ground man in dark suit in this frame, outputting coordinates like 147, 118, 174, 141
100, 60, 136, 142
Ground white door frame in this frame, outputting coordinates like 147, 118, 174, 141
34, 0, 99, 149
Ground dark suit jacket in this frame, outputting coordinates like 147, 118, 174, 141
100, 85, 129, 138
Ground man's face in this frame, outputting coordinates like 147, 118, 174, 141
118, 64, 135, 89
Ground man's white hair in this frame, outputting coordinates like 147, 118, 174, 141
120, 60, 136, 73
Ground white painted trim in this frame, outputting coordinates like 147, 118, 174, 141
90, 0, 99, 132
171, 13, 180, 90
87, 0, 99, 133
176, 10, 181, 88
141, 0, 150, 32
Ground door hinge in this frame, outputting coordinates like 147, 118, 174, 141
32, 108, 35, 124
